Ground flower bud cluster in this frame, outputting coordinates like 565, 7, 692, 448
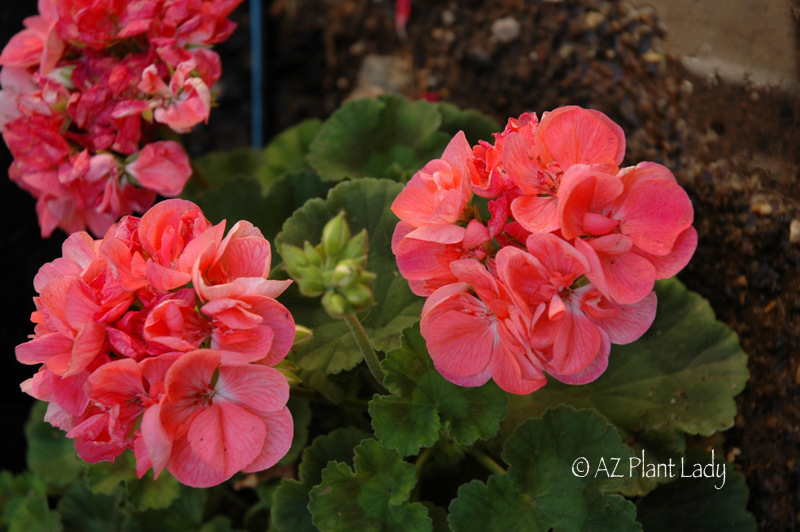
281, 213, 377, 319
0, 0, 244, 237
392, 106, 697, 394
17, 199, 295, 487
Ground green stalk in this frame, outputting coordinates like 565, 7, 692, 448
344, 313, 386, 387
471, 449, 507, 476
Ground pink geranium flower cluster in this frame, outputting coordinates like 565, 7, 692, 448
17, 199, 295, 488
0, 0, 243, 237
392, 106, 697, 394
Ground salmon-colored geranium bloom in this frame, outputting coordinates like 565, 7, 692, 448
393, 106, 695, 394
17, 200, 296, 487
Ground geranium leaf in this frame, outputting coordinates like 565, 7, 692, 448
0, 471, 63, 532
307, 94, 449, 182
24, 401, 84, 491
370, 323, 507, 455
270, 427, 368, 532
436, 102, 500, 145
276, 178, 423, 374
635, 450, 756, 531
260, 119, 323, 185
449, 406, 639, 532
57, 480, 128, 532
84, 452, 180, 511
308, 439, 432, 532
500, 278, 749, 495
123, 485, 210, 532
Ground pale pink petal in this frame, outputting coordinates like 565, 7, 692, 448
633, 226, 698, 279
576, 238, 655, 305
15, 332, 72, 366
215, 364, 289, 412
242, 407, 294, 473
536, 106, 625, 169
140, 403, 172, 478
548, 330, 611, 385
436, 365, 492, 388
616, 177, 694, 255
187, 401, 265, 475
167, 433, 230, 488
490, 349, 546, 395
146, 260, 193, 291
582, 289, 657, 344
510, 195, 560, 234
85, 358, 145, 405
548, 305, 604, 376
423, 307, 498, 378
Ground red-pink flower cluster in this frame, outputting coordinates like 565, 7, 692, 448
392, 106, 697, 394
0, 0, 243, 237
17, 199, 295, 488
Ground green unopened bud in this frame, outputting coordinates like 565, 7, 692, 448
322, 290, 350, 319
303, 241, 323, 267
358, 270, 377, 286
280, 244, 309, 275
342, 283, 373, 309
297, 276, 326, 297
332, 259, 359, 287
322, 213, 351, 258
342, 229, 368, 261
274, 359, 301, 387
293, 324, 314, 347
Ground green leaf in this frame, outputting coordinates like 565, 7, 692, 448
24, 401, 84, 491
370, 323, 507, 455
260, 119, 323, 185
307, 94, 449, 182
0, 471, 63, 532
123, 485, 208, 532
270, 427, 369, 532
57, 480, 128, 532
635, 450, 756, 532
436, 102, 500, 145
276, 178, 423, 374
84, 452, 180, 511
308, 439, 432, 532
449, 406, 640, 532
189, 146, 268, 192
500, 278, 749, 494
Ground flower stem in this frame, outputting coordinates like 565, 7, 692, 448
344, 313, 386, 387
471, 449, 507, 476
415, 446, 434, 477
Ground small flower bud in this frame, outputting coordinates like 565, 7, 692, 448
280, 244, 309, 274
292, 325, 314, 347
274, 359, 302, 387
322, 213, 351, 258
332, 259, 359, 287
322, 291, 350, 319
358, 270, 377, 286
303, 241, 323, 266
342, 229, 368, 261
343, 283, 373, 309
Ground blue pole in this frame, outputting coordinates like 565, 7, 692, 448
250, 0, 264, 147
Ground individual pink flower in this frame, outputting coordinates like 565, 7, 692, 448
391, 131, 476, 227
558, 162, 695, 304
392, 219, 491, 297
159, 349, 293, 488
126, 141, 192, 197
421, 259, 547, 395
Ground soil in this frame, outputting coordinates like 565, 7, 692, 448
2, 0, 799, 530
